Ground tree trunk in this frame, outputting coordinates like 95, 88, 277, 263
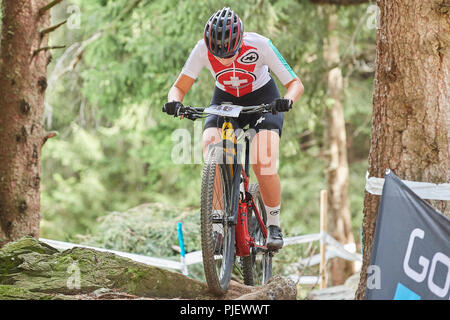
0, 0, 52, 246
323, 5, 356, 286
355, 0, 450, 299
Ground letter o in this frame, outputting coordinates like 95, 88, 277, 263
427, 252, 450, 298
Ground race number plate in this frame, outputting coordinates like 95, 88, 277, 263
204, 104, 242, 118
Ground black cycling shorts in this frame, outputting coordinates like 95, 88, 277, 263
203, 77, 284, 137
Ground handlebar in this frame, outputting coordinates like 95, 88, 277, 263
174, 103, 276, 121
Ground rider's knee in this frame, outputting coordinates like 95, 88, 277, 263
202, 128, 222, 154
251, 161, 279, 177
250, 130, 280, 176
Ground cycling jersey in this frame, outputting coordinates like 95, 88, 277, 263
181, 32, 297, 97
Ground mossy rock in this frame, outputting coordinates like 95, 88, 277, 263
0, 285, 54, 300
0, 237, 208, 299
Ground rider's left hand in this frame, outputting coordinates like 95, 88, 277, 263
272, 98, 293, 114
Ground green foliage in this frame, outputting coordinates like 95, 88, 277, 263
75, 203, 201, 257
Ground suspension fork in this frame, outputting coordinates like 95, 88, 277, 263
221, 119, 241, 226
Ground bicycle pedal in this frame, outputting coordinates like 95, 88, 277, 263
211, 210, 224, 223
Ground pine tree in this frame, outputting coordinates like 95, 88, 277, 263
355, 0, 450, 299
0, 0, 61, 246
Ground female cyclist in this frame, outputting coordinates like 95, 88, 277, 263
163, 7, 304, 250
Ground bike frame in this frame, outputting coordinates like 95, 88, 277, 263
219, 117, 268, 257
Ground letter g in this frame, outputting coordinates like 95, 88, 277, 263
403, 228, 430, 283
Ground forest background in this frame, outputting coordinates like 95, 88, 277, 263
5, 0, 377, 282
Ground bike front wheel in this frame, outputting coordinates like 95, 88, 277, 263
200, 146, 236, 295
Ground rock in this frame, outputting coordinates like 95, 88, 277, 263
234, 275, 297, 300
92, 287, 113, 297
0, 237, 298, 300
90, 288, 145, 300
223, 280, 254, 299
0, 285, 54, 300
0, 237, 208, 299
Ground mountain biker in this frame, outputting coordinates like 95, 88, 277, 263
163, 7, 304, 250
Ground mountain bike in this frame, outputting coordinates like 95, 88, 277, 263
166, 103, 277, 295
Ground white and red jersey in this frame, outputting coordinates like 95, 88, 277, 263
181, 32, 297, 97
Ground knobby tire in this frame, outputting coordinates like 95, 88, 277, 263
201, 146, 236, 295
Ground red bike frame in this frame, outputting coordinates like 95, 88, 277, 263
235, 167, 268, 257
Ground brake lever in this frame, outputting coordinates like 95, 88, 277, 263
183, 113, 197, 121
181, 106, 202, 121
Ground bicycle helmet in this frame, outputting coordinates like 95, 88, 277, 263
204, 7, 244, 58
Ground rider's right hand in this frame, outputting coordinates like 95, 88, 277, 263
162, 101, 184, 116
272, 98, 293, 113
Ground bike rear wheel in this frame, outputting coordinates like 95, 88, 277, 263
201, 146, 236, 295
242, 183, 273, 286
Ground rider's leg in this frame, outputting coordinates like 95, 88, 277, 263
250, 129, 281, 227
202, 127, 222, 156
251, 129, 283, 250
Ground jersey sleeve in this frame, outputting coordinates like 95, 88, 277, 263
181, 40, 207, 80
263, 39, 297, 86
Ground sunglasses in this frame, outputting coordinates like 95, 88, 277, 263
219, 47, 241, 59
